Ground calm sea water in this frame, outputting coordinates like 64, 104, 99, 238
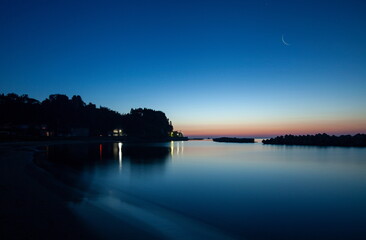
45, 140, 366, 240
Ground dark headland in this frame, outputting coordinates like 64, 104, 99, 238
0, 93, 187, 143
213, 137, 255, 143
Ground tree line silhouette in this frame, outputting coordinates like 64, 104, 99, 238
0, 93, 174, 140
262, 133, 366, 147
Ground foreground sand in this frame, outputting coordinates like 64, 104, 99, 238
0, 141, 164, 240
0, 142, 99, 240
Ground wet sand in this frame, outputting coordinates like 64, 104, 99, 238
0, 142, 97, 239
0, 141, 163, 240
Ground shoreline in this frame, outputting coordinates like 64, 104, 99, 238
0, 143, 98, 240
0, 141, 165, 240
0, 136, 188, 145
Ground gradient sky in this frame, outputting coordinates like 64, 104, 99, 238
1, 0, 366, 137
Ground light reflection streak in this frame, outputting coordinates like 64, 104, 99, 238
170, 141, 185, 157
170, 141, 174, 157
118, 142, 122, 171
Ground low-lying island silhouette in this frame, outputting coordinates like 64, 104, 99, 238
263, 133, 366, 147
213, 137, 255, 143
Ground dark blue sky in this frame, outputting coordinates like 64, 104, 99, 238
1, 0, 365, 136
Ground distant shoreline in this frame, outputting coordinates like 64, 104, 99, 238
212, 137, 255, 143
1, 133, 365, 147
263, 133, 366, 147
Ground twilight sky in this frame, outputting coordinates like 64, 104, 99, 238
1, 0, 366, 137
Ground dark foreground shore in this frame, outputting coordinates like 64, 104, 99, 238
0, 141, 165, 240
0, 143, 94, 239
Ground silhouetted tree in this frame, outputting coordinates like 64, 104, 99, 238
123, 108, 173, 139
0, 93, 174, 140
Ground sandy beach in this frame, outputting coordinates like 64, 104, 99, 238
0, 141, 164, 240
0, 142, 97, 239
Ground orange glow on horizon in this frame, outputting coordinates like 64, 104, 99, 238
176, 119, 366, 137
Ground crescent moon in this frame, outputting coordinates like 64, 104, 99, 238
282, 34, 290, 46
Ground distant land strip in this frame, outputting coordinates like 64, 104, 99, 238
262, 133, 366, 147
213, 137, 255, 143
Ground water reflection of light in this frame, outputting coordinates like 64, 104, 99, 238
118, 142, 122, 171
99, 144, 103, 160
170, 141, 185, 157
170, 141, 174, 156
